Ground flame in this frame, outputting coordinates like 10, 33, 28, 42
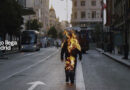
65, 56, 75, 70
63, 30, 70, 39
62, 30, 81, 71
67, 30, 81, 53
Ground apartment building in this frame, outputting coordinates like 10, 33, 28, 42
17, 0, 50, 31
71, 0, 102, 28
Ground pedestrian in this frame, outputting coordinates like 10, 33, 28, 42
61, 30, 82, 86
56, 41, 59, 49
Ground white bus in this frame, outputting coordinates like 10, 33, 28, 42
21, 30, 41, 51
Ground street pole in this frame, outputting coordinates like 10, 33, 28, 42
101, 0, 104, 50
123, 0, 129, 59
29, 15, 31, 30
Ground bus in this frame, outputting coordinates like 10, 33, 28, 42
21, 30, 41, 51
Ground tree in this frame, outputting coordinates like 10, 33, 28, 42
25, 19, 42, 31
0, 0, 23, 40
47, 26, 58, 39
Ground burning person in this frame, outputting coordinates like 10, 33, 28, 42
61, 30, 82, 85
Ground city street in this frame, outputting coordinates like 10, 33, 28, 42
0, 0, 130, 90
0, 47, 130, 90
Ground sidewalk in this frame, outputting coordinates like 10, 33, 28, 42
96, 48, 130, 67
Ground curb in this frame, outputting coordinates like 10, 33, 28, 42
96, 48, 130, 67
0, 56, 8, 59
3, 50, 20, 55
0, 51, 19, 59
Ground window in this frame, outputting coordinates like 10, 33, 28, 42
74, 12, 77, 19
88, 13, 91, 18
91, 1, 96, 6
81, 1, 85, 6
81, 11, 86, 19
92, 11, 96, 18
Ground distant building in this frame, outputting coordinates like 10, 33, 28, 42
49, 6, 57, 28
61, 21, 70, 30
55, 18, 62, 32
41, 0, 50, 31
71, 0, 102, 28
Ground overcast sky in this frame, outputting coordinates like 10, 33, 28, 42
49, 0, 72, 22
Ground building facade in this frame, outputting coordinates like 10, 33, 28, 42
34, 0, 50, 31
60, 21, 70, 30
106, 0, 130, 54
71, 0, 102, 28
17, 0, 50, 32
49, 6, 57, 28
106, 0, 112, 27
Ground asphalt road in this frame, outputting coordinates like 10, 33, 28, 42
0, 48, 130, 90
82, 50, 130, 90
0, 47, 84, 90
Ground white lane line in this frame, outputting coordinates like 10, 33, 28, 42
76, 60, 86, 90
23, 53, 35, 57
0, 50, 59, 83
21, 49, 48, 57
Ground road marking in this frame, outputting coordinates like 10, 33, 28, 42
22, 48, 50, 57
23, 53, 35, 57
20, 49, 48, 58
76, 60, 86, 90
27, 81, 46, 90
0, 50, 59, 83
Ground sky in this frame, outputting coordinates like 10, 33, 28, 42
49, 0, 72, 22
